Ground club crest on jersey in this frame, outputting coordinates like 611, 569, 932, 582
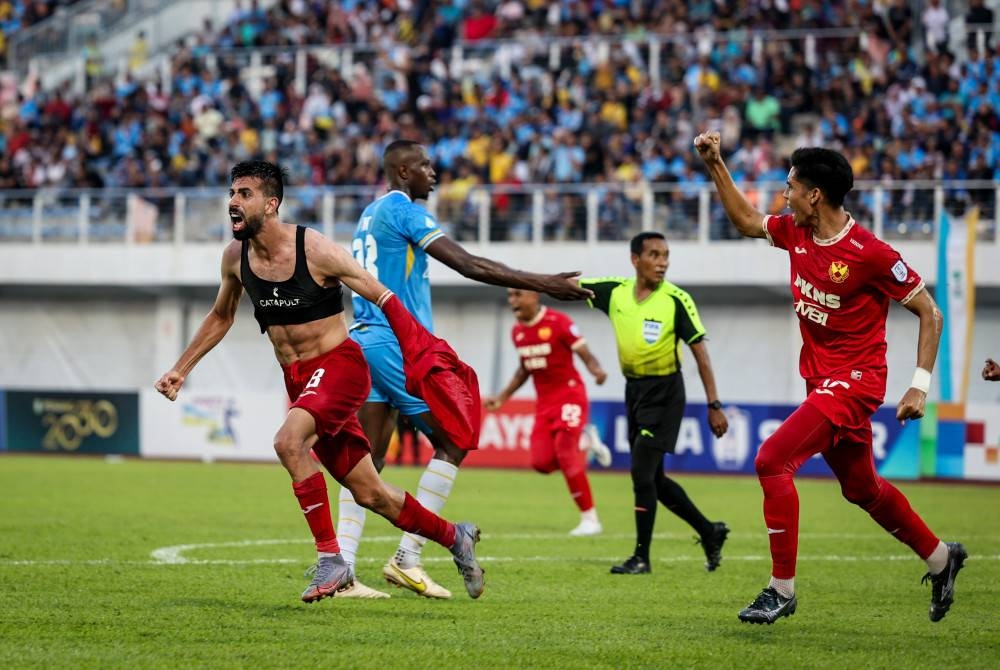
538, 326, 552, 341
828, 261, 849, 283
642, 319, 662, 344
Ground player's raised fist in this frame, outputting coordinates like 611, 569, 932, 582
155, 370, 185, 401
694, 132, 721, 163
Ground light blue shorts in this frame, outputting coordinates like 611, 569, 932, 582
350, 326, 430, 417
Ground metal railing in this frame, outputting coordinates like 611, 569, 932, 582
0, 180, 996, 246
7, 0, 163, 69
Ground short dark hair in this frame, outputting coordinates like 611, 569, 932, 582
789, 147, 854, 207
383, 139, 422, 173
230, 160, 287, 205
630, 231, 666, 255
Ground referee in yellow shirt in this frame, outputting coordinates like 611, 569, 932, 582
582, 232, 730, 574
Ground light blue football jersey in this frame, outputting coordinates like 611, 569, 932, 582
350, 190, 444, 340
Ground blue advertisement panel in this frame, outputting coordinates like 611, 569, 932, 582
0, 389, 7, 451
587, 401, 916, 478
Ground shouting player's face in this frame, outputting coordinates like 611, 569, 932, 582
507, 288, 541, 323
783, 168, 821, 228
632, 237, 669, 285
229, 177, 276, 240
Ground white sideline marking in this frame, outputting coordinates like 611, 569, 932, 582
0, 530, 994, 567
4, 554, 1000, 567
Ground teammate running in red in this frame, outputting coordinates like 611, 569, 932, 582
485, 289, 610, 536
695, 133, 967, 625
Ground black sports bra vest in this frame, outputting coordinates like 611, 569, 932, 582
240, 225, 344, 333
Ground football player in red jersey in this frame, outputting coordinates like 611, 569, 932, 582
695, 132, 967, 625
485, 288, 610, 536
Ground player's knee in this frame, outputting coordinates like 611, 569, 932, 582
754, 441, 785, 478
839, 482, 877, 507
434, 442, 466, 466
531, 459, 556, 474
272, 429, 304, 462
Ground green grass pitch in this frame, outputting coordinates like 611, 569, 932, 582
1, 455, 998, 669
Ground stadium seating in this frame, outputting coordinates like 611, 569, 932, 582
0, 0, 997, 243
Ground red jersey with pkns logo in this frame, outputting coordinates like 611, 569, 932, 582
763, 213, 925, 384
511, 307, 587, 407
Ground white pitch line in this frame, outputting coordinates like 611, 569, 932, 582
151, 530, 997, 564
1, 529, 998, 569
4, 554, 1000, 567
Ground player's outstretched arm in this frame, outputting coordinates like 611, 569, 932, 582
693, 131, 767, 239
426, 236, 594, 301
484, 366, 530, 411
689, 340, 728, 438
573, 342, 607, 385
155, 244, 243, 401
896, 288, 943, 423
983, 358, 1000, 382
309, 229, 392, 305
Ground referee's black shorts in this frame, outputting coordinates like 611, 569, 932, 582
624, 374, 686, 454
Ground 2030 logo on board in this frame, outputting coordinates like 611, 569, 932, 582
32, 398, 119, 451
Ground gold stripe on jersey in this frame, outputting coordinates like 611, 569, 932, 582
417, 229, 443, 248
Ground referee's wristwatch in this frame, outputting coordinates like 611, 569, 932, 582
707, 400, 723, 411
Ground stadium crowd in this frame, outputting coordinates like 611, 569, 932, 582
0, 0, 86, 66
0, 0, 997, 239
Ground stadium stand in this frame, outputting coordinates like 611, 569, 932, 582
0, 0, 998, 244
0, 1, 87, 67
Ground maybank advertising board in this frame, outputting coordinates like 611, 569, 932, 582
473, 399, 917, 479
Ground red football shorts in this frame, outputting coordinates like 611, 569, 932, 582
803, 368, 886, 432
531, 393, 588, 465
282, 337, 372, 480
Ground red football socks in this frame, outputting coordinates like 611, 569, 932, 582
554, 431, 594, 511
863, 481, 941, 559
565, 471, 594, 512
292, 471, 340, 554
760, 473, 799, 579
396, 492, 457, 548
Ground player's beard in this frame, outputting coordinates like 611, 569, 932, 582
231, 212, 263, 240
